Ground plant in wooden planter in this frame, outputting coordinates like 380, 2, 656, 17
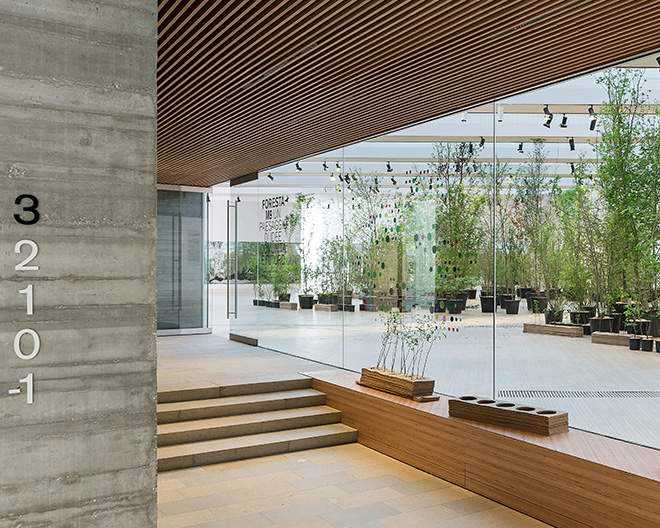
359, 310, 447, 400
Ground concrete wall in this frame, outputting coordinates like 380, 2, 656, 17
0, 1, 157, 526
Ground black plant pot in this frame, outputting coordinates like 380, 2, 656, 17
298, 294, 315, 309
589, 316, 613, 334
656, 340, 660, 353
257, 300, 267, 307
456, 292, 468, 310
641, 338, 654, 352
604, 312, 622, 333
481, 296, 495, 313
584, 305, 597, 318
569, 310, 590, 325
253, 299, 258, 306
504, 299, 520, 314
447, 299, 463, 314
500, 294, 514, 308
435, 298, 447, 313
318, 293, 332, 305
614, 302, 627, 314
278, 293, 290, 302
266, 300, 280, 308
517, 287, 532, 299
467, 288, 477, 299
545, 310, 563, 324
629, 336, 641, 350
529, 296, 548, 313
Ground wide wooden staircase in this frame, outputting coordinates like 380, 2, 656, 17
157, 375, 357, 471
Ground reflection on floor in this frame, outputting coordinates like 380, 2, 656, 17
157, 335, 549, 528
212, 285, 660, 450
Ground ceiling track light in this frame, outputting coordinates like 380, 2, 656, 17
590, 119, 596, 131
518, 142, 524, 153
338, 174, 344, 182
267, 173, 274, 180
386, 162, 393, 173
570, 163, 575, 174
468, 143, 474, 155
391, 177, 396, 185
236, 196, 241, 203
330, 173, 336, 181
335, 162, 341, 172
569, 137, 575, 151
479, 136, 485, 149
560, 114, 568, 128
323, 161, 328, 171
543, 104, 553, 128
588, 105, 597, 121
295, 162, 302, 172
344, 174, 351, 184
461, 111, 467, 122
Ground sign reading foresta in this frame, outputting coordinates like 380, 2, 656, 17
8, 194, 41, 405
259, 195, 290, 242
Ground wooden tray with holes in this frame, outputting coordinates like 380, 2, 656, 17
448, 396, 569, 435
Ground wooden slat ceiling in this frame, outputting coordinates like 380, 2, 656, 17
157, 0, 660, 187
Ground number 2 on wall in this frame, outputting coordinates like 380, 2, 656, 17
14, 240, 39, 271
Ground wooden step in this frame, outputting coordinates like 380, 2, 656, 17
157, 375, 313, 403
157, 406, 342, 446
157, 389, 326, 424
157, 423, 358, 471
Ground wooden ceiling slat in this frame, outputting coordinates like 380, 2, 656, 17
163, 0, 620, 167
156, 0, 528, 153
157, 0, 396, 128
157, 0, 660, 186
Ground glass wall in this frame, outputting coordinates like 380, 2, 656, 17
157, 189, 209, 332
213, 65, 660, 450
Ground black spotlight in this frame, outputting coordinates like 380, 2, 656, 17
543, 105, 553, 128
469, 143, 474, 155
338, 173, 344, 182
295, 162, 302, 172
267, 173, 274, 180
323, 162, 328, 171
518, 142, 524, 153
589, 118, 597, 131
570, 163, 575, 174
335, 162, 341, 172
569, 137, 575, 151
455, 162, 461, 172
479, 136, 485, 149
391, 177, 396, 185
344, 174, 351, 184
560, 114, 568, 128
236, 196, 241, 203
588, 105, 597, 121
386, 162, 393, 173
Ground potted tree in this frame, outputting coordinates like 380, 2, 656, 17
359, 310, 446, 400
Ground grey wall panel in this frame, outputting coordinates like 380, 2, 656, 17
0, 0, 157, 526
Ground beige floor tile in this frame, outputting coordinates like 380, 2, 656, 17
209, 496, 290, 520
269, 516, 336, 528
157, 488, 184, 504
321, 503, 402, 527
177, 479, 247, 500
443, 496, 499, 516
385, 487, 474, 513
377, 504, 463, 527
330, 486, 405, 510
290, 470, 357, 491
186, 512, 273, 528
157, 509, 218, 528
337, 475, 406, 494
228, 481, 302, 501
158, 493, 234, 518
158, 478, 186, 491
262, 499, 342, 524
391, 477, 469, 498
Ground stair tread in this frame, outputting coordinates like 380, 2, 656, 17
157, 423, 357, 460
158, 388, 324, 412
157, 375, 312, 402
158, 406, 340, 434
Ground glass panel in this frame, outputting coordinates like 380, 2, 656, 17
494, 66, 660, 450
157, 190, 208, 330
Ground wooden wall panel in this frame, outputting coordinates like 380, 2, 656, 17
308, 369, 660, 528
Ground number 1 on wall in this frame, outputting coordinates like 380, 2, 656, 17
19, 284, 33, 315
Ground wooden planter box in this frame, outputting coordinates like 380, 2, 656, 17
357, 367, 436, 400
449, 396, 569, 436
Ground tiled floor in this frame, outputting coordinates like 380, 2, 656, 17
157, 335, 550, 528
158, 444, 550, 528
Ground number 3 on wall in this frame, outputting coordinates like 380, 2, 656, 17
14, 194, 40, 225
14, 240, 39, 271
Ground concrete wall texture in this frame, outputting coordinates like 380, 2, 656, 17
0, 1, 157, 526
